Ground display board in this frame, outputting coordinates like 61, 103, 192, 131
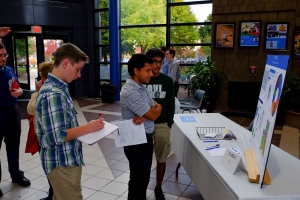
250, 55, 289, 187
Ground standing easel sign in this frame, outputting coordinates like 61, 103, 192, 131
248, 55, 289, 187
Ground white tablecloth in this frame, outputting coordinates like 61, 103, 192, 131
171, 113, 300, 200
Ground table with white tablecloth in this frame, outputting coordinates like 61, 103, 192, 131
170, 113, 300, 200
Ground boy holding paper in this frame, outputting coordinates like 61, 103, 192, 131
35, 43, 105, 200
120, 54, 162, 200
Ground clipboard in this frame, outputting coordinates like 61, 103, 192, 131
77, 121, 118, 145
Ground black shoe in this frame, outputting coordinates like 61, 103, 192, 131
0, 189, 3, 197
155, 187, 165, 200
12, 176, 31, 187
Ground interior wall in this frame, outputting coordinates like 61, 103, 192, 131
212, 0, 300, 112
0, 0, 95, 98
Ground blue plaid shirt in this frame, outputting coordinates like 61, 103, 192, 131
35, 74, 84, 174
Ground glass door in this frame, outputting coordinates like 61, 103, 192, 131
43, 39, 64, 62
11, 34, 67, 91
12, 36, 37, 90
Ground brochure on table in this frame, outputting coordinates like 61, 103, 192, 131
250, 55, 289, 186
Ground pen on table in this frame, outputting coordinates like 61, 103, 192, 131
231, 147, 240, 154
203, 140, 219, 142
206, 146, 220, 150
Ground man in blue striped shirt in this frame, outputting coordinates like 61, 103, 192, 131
36, 43, 105, 200
121, 54, 162, 200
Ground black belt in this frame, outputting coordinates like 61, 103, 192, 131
0, 105, 16, 110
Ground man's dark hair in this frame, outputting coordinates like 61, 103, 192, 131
53, 43, 89, 67
128, 54, 153, 76
168, 49, 176, 58
160, 46, 167, 53
146, 48, 165, 59
0, 43, 6, 49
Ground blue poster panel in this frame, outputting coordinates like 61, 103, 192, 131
250, 55, 289, 186
240, 21, 261, 47
265, 23, 288, 50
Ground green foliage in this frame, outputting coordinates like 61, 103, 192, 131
170, 5, 198, 44
121, 0, 166, 54
98, 0, 109, 8
14, 37, 35, 63
97, 0, 212, 58
199, 13, 212, 55
185, 56, 227, 102
280, 73, 300, 111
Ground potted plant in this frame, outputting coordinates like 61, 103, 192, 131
185, 56, 227, 112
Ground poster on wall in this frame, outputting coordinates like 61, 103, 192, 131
265, 23, 289, 51
292, 27, 300, 58
250, 55, 289, 187
215, 23, 235, 48
239, 21, 261, 47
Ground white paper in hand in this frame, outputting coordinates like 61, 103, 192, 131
112, 120, 147, 147
77, 121, 118, 145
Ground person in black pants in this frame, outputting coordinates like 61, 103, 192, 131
120, 54, 162, 199
0, 43, 31, 197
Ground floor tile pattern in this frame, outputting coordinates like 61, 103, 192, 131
1, 97, 296, 200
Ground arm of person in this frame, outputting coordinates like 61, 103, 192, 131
143, 100, 162, 121
37, 92, 105, 144
65, 119, 105, 142
0, 27, 11, 37
166, 79, 175, 128
176, 63, 181, 81
27, 92, 38, 116
168, 63, 176, 83
10, 88, 23, 98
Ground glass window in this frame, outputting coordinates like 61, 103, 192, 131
95, 11, 109, 27
96, 46, 110, 62
170, 4, 212, 23
121, 27, 166, 56
43, 39, 63, 62
170, 24, 211, 44
179, 65, 192, 84
171, 0, 211, 3
170, 45, 210, 63
170, 25, 200, 44
96, 29, 109, 45
120, 0, 166, 26
100, 64, 110, 79
97, 0, 109, 9
121, 64, 130, 81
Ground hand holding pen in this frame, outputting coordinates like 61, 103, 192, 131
99, 113, 105, 120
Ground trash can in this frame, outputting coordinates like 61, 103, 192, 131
100, 84, 117, 103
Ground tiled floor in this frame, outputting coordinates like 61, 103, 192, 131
0, 98, 202, 200
1, 97, 297, 200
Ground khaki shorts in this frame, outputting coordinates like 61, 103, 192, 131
154, 123, 171, 163
48, 166, 83, 200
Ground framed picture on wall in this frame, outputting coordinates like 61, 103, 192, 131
215, 23, 235, 48
265, 22, 289, 51
292, 27, 300, 58
239, 21, 261, 47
